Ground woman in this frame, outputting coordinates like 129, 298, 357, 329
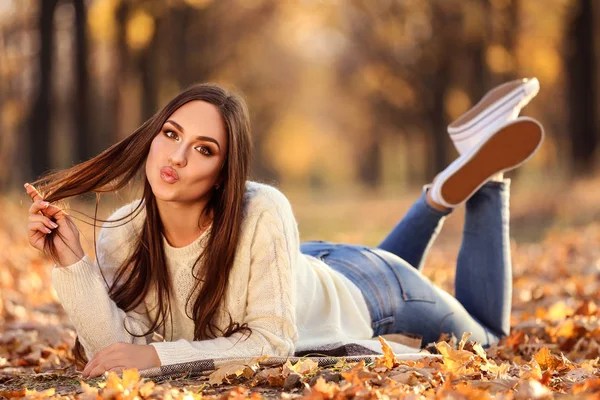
25, 80, 543, 378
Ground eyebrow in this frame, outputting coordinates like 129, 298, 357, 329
165, 119, 221, 150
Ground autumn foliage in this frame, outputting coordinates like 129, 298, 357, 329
2, 189, 600, 398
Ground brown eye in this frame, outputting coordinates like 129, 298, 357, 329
164, 130, 178, 140
195, 146, 211, 156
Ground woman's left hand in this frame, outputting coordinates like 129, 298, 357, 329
82, 343, 161, 378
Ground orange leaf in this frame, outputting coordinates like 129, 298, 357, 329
506, 330, 526, 350
0, 389, 26, 398
533, 347, 561, 371
310, 376, 339, 399
575, 300, 598, 316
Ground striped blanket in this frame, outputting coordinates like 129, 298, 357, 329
139, 336, 439, 378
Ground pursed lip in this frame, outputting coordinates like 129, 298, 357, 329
160, 166, 180, 181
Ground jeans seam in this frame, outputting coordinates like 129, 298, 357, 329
324, 248, 392, 326
367, 248, 437, 304
365, 248, 410, 302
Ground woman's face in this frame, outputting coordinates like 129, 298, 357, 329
145, 100, 228, 204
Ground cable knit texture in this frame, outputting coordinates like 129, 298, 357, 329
52, 181, 373, 366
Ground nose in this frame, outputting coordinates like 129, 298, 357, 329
168, 146, 187, 168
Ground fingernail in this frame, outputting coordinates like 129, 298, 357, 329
50, 222, 58, 228
41, 201, 49, 207
24, 183, 29, 188
44, 227, 52, 234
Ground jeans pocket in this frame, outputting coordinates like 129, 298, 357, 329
372, 316, 395, 336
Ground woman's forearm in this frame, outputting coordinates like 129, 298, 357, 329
52, 255, 151, 358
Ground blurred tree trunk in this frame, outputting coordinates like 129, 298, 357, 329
565, 0, 597, 175
427, 3, 453, 179
73, 0, 90, 162
357, 134, 382, 188
170, 5, 193, 89
139, 17, 160, 120
248, 108, 280, 183
429, 59, 451, 178
468, 0, 491, 101
30, 0, 57, 180
504, 0, 519, 78
105, 0, 129, 145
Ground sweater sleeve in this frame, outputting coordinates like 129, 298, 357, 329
150, 202, 299, 365
52, 204, 153, 359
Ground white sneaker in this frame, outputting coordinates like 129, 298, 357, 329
430, 117, 544, 209
449, 78, 540, 155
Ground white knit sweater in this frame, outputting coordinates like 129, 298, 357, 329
52, 181, 374, 366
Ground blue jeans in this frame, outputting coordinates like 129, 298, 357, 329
300, 180, 511, 346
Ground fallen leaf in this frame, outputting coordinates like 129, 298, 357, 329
308, 376, 338, 399
376, 336, 396, 369
208, 362, 256, 385
282, 358, 318, 376
435, 341, 475, 375
533, 347, 562, 371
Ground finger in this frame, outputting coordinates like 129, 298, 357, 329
25, 185, 67, 219
24, 183, 44, 202
28, 200, 50, 215
87, 361, 127, 379
86, 363, 107, 379
83, 344, 120, 377
106, 366, 124, 375
27, 226, 45, 249
82, 357, 100, 378
84, 354, 125, 378
28, 221, 53, 235
28, 214, 59, 230
41, 203, 67, 220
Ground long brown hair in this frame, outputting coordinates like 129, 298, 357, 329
32, 83, 253, 366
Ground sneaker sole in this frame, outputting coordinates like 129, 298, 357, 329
440, 119, 543, 205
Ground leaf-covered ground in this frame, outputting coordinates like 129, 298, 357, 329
2, 179, 600, 399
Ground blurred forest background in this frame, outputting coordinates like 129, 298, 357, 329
5, 2, 600, 397
1, 0, 599, 243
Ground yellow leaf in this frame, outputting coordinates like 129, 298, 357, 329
104, 371, 123, 390
376, 336, 397, 369
24, 388, 56, 398
472, 343, 487, 360
435, 341, 475, 375
458, 332, 472, 351
121, 368, 141, 388
283, 358, 318, 376
139, 381, 155, 397
546, 301, 574, 322
553, 319, 577, 338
